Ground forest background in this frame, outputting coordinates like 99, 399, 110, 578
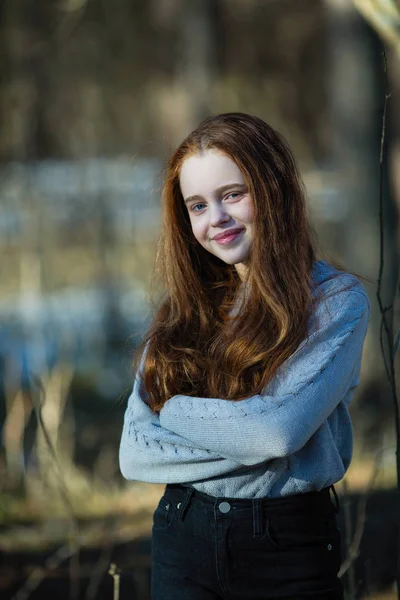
0, 1, 399, 599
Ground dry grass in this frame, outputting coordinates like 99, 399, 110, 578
0, 454, 397, 600
367, 593, 397, 600
0, 452, 397, 553
336, 455, 397, 493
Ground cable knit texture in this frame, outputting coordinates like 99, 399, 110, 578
119, 260, 371, 498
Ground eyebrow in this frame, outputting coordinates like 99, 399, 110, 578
183, 183, 247, 205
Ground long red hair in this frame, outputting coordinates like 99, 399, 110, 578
133, 113, 367, 412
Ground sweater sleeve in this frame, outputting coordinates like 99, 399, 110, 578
119, 370, 246, 483
159, 287, 370, 466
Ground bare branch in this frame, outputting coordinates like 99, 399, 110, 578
353, 0, 400, 54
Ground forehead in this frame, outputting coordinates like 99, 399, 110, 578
179, 149, 244, 198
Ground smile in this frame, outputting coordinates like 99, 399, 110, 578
213, 230, 244, 246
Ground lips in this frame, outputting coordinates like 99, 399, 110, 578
213, 228, 245, 241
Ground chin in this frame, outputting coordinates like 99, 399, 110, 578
218, 253, 250, 265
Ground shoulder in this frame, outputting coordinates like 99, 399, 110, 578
312, 259, 370, 305
310, 260, 371, 330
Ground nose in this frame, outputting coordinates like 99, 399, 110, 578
209, 203, 231, 227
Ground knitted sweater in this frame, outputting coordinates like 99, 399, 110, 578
119, 260, 371, 499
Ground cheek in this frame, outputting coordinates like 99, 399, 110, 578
190, 219, 208, 244
234, 197, 254, 224
243, 200, 254, 223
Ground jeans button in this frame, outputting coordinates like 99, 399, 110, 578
218, 501, 231, 513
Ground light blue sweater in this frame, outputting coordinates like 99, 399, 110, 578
119, 260, 371, 498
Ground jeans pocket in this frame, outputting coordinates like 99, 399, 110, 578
266, 513, 338, 552
152, 495, 175, 531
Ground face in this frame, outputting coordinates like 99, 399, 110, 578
179, 149, 254, 280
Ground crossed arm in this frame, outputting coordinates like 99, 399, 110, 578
119, 286, 370, 482
119, 374, 246, 483
159, 288, 370, 465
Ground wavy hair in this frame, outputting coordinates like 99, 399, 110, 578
133, 113, 368, 413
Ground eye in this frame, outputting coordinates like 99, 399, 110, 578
191, 203, 206, 212
225, 192, 242, 200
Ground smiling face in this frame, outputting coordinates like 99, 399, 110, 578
179, 149, 254, 280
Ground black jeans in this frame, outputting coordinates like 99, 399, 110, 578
151, 483, 343, 600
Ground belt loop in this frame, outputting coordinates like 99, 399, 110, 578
252, 499, 265, 538
329, 484, 340, 513
178, 487, 195, 521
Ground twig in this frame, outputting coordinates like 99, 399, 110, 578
108, 563, 121, 600
84, 516, 117, 600
84, 544, 114, 600
10, 544, 75, 600
29, 372, 81, 600
376, 47, 400, 599
353, 0, 400, 55
341, 478, 357, 599
339, 446, 388, 580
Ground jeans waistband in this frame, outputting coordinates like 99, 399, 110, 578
165, 483, 340, 519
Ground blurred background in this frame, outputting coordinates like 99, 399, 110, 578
0, 0, 399, 599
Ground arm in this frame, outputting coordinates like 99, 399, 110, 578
160, 286, 370, 466
119, 372, 246, 483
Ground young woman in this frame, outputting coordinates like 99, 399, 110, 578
119, 113, 371, 600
